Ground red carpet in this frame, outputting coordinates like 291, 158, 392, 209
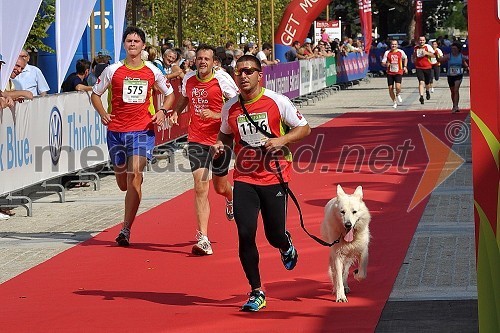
0, 111, 467, 332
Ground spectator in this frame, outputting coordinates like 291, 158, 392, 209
244, 42, 258, 55
12, 49, 50, 96
299, 38, 314, 58
255, 42, 279, 66
231, 48, 244, 68
0, 55, 15, 110
145, 45, 166, 74
88, 54, 110, 86
285, 40, 301, 62
443, 35, 452, 47
162, 49, 183, 81
97, 49, 112, 64
320, 28, 331, 43
376, 39, 388, 49
225, 41, 235, 51
61, 59, 93, 92
3, 57, 34, 102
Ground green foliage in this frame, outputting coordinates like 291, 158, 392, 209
443, 1, 467, 31
25, 0, 56, 53
134, 0, 290, 47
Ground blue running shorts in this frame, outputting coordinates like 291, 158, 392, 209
107, 130, 155, 166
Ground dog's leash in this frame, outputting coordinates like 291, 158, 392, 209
238, 96, 340, 247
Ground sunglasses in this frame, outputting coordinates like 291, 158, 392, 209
234, 67, 261, 76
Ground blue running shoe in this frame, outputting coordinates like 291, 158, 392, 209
241, 290, 266, 312
280, 231, 298, 270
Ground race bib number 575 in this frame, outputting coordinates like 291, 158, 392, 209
123, 79, 148, 103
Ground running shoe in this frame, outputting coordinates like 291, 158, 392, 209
225, 198, 234, 221
393, 101, 398, 109
280, 231, 298, 270
426, 90, 431, 100
192, 231, 213, 255
397, 94, 403, 103
116, 228, 130, 246
0, 212, 10, 220
419, 96, 425, 104
452, 107, 460, 113
431, 87, 435, 93
241, 290, 266, 312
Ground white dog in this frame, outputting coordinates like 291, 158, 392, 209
320, 185, 371, 302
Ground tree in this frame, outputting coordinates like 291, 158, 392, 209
25, 0, 56, 53
130, 0, 290, 47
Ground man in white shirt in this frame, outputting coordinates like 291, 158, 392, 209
12, 50, 50, 96
255, 42, 279, 66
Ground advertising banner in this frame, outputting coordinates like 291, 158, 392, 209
310, 57, 326, 93
414, 0, 423, 40
314, 20, 341, 45
299, 60, 312, 96
325, 56, 337, 86
468, 0, 500, 331
262, 61, 301, 100
358, 0, 372, 53
0, 92, 109, 195
336, 53, 369, 83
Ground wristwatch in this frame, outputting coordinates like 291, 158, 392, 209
159, 108, 168, 115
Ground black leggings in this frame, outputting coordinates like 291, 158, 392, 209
233, 181, 290, 290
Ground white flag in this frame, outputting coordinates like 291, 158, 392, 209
112, 0, 127, 63
56, 0, 97, 92
0, 0, 42, 91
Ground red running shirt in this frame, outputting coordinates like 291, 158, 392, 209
182, 69, 238, 145
413, 44, 434, 69
93, 60, 173, 132
220, 88, 308, 185
382, 49, 407, 75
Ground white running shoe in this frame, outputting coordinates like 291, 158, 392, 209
192, 231, 213, 255
431, 87, 435, 93
393, 101, 398, 109
397, 94, 403, 103
0, 212, 10, 220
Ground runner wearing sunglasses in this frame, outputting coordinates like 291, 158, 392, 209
212, 55, 311, 312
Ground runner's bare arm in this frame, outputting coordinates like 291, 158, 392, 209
212, 131, 234, 159
91, 92, 113, 125
264, 124, 311, 151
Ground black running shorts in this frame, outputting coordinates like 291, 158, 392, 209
416, 68, 432, 85
187, 142, 231, 176
387, 74, 403, 86
447, 75, 463, 88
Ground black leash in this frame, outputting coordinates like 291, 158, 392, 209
238, 96, 340, 247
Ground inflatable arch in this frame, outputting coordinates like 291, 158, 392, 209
274, 0, 333, 63
274, 0, 372, 62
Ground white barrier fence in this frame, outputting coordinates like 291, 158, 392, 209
0, 92, 109, 195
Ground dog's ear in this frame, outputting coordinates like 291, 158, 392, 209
354, 186, 363, 199
337, 184, 346, 197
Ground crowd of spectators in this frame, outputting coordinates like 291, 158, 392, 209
371, 34, 468, 50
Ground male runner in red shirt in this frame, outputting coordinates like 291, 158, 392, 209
212, 55, 311, 311
91, 26, 174, 246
